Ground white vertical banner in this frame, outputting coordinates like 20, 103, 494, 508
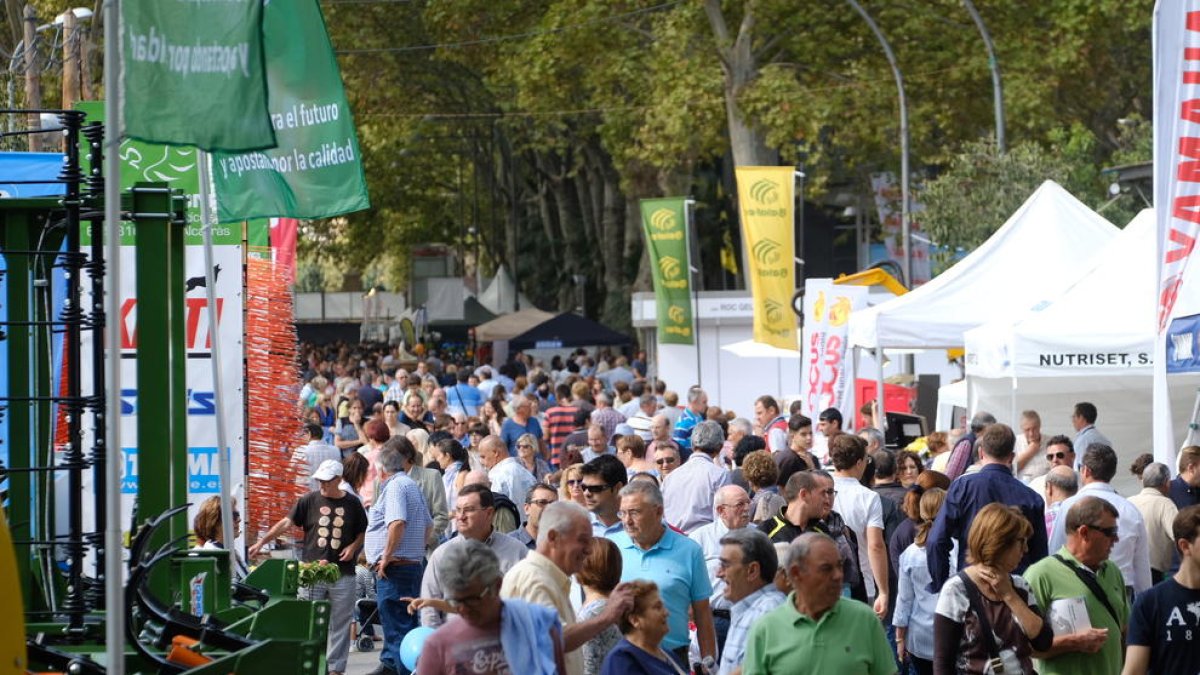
801, 279, 869, 427
1152, 0, 1200, 466
870, 172, 931, 286
81, 244, 245, 548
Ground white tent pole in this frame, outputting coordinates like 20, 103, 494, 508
197, 152, 237, 563
847, 346, 859, 432
102, 0, 125, 671
875, 346, 886, 433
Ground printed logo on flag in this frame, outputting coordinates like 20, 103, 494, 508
659, 256, 684, 281
668, 305, 687, 324
650, 208, 678, 231
752, 238, 783, 266
750, 179, 780, 204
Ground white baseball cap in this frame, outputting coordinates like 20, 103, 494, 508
312, 459, 344, 482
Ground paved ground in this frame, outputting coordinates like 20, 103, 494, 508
344, 647, 382, 675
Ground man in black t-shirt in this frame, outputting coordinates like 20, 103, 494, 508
1124, 504, 1200, 675
249, 459, 368, 675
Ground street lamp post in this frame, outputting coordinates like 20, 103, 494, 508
845, 0, 910, 287
961, 0, 1005, 153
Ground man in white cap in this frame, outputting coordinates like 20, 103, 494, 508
249, 459, 369, 675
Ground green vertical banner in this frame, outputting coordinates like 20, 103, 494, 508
123, 0, 275, 152
212, 0, 370, 223
640, 198, 694, 345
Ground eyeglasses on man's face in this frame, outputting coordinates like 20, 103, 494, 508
447, 584, 494, 609
655, 456, 678, 465
581, 483, 613, 495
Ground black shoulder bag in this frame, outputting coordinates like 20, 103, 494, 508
957, 571, 1007, 674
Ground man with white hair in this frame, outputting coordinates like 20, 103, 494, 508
662, 420, 732, 533
479, 434, 536, 511
625, 392, 659, 441
475, 366, 500, 400
1129, 461, 1180, 583
500, 394, 544, 456
689, 485, 752, 657
590, 391, 626, 445
501, 501, 633, 675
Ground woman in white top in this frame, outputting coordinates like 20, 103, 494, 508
894, 487, 948, 675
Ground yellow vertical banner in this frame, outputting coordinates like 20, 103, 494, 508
736, 166, 798, 350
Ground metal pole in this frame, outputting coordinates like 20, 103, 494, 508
685, 199, 701, 389
197, 151, 237, 564
845, 0, 910, 288
962, 0, 1005, 152
102, 0, 125, 670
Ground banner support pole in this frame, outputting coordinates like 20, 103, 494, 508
102, 0, 125, 672
197, 151, 237, 564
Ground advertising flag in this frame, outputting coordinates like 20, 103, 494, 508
639, 198, 694, 345
1153, 0, 1200, 334
212, 0, 370, 222
736, 166, 797, 350
123, 0, 274, 152
801, 279, 868, 426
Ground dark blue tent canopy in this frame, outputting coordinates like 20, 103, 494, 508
507, 312, 632, 350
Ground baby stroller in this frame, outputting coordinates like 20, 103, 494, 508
352, 562, 381, 652
353, 598, 381, 652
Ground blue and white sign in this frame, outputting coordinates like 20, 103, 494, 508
1167, 313, 1200, 374
119, 446, 228, 495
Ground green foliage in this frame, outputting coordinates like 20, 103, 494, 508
304, 0, 1155, 320
921, 138, 1074, 255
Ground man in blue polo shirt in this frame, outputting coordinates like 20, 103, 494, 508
609, 480, 717, 673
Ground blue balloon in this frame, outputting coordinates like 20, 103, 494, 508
399, 626, 436, 671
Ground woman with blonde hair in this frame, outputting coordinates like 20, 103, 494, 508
406, 427, 430, 465
558, 463, 587, 507
894, 487, 947, 675
933, 503, 1052, 674
516, 432, 551, 481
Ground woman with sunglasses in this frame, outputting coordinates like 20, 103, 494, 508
517, 432, 551, 482
559, 464, 588, 507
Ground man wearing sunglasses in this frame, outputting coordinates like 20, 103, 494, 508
579, 455, 627, 537
1049, 443, 1153, 594
1029, 435, 1076, 499
1024, 497, 1128, 675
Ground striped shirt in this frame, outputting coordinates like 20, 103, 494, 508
717, 584, 786, 675
544, 404, 577, 466
364, 472, 432, 565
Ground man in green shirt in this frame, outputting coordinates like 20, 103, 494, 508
743, 532, 895, 675
1024, 496, 1128, 675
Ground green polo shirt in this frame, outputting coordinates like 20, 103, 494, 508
742, 594, 896, 675
1023, 547, 1129, 675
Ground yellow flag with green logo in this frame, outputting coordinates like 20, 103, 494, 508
736, 167, 797, 350
640, 198, 694, 345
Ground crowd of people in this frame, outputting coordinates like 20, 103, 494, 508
237, 341, 1200, 675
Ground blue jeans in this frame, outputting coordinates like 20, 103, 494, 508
376, 562, 422, 674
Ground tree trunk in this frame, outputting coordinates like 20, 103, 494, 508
703, 0, 775, 167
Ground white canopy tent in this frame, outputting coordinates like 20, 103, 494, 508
849, 181, 1118, 350
964, 210, 1197, 491
477, 264, 535, 315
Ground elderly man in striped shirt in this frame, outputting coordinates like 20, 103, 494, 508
363, 439, 433, 675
